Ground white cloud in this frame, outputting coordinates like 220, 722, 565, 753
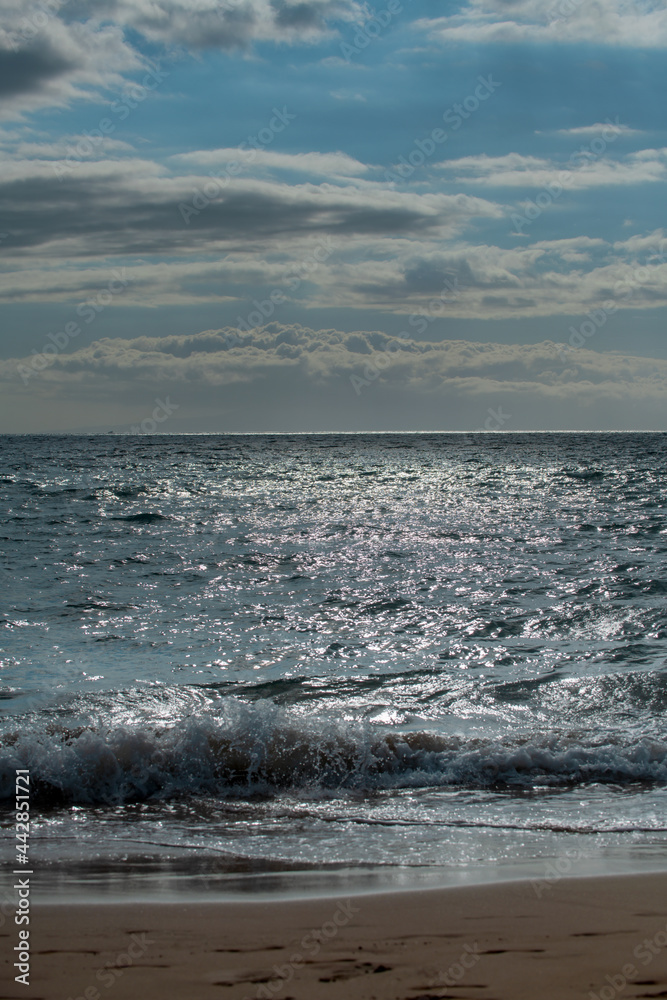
418, 0, 667, 48
0, 0, 366, 116
72, 0, 367, 48
329, 89, 367, 101
612, 228, 667, 258
0, 8, 145, 118
0, 153, 503, 291
305, 233, 667, 317
172, 148, 371, 176
436, 148, 667, 189
1, 144, 666, 322
1, 135, 666, 322
554, 123, 641, 136
2, 324, 667, 432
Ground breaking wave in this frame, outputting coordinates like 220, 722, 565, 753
1, 700, 666, 805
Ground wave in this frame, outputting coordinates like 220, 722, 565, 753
562, 468, 605, 481
114, 512, 172, 523
1, 701, 666, 805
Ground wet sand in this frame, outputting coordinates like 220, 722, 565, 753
4, 873, 667, 999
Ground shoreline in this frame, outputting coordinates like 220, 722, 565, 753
24, 856, 667, 904
5, 872, 667, 999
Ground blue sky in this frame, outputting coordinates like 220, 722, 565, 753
1, 0, 666, 431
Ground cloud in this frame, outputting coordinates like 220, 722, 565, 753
329, 89, 367, 102
0, 0, 365, 116
2, 323, 667, 432
0, 153, 500, 260
436, 148, 667, 189
1, 133, 666, 322
418, 0, 667, 48
1, 149, 666, 322
0, 9, 144, 117
553, 123, 642, 137
70, 0, 366, 48
305, 233, 667, 317
172, 148, 371, 176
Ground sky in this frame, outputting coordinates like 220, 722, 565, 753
0, 0, 666, 432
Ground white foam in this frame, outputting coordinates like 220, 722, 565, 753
1, 699, 666, 804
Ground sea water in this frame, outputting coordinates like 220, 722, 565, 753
1, 433, 666, 898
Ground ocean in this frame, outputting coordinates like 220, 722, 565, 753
1, 432, 667, 900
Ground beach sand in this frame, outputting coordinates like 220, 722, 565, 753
4, 873, 667, 999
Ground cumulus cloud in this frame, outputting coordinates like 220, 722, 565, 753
418, 0, 667, 48
2, 323, 667, 432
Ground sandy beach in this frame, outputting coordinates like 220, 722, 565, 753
4, 873, 667, 1000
